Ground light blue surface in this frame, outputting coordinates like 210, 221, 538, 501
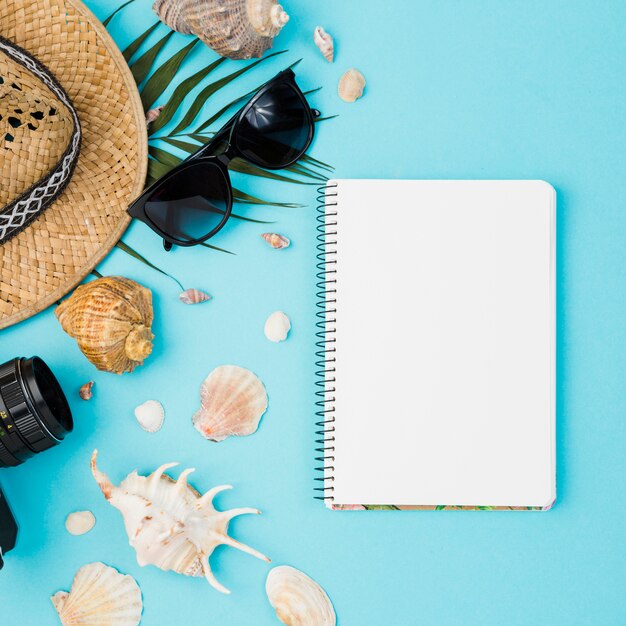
2, 1, 626, 624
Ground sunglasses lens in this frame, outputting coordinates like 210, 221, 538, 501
235, 83, 311, 167
144, 161, 229, 243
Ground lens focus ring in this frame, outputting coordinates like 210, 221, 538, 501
0, 361, 54, 452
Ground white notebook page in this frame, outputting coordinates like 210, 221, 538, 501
328, 180, 555, 508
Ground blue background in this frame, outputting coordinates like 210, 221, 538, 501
2, 1, 626, 624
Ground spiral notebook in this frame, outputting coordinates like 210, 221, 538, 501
315, 180, 556, 511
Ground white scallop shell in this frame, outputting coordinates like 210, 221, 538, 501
264, 311, 291, 342
51, 562, 142, 626
338, 68, 366, 103
91, 451, 269, 594
266, 565, 336, 626
134, 400, 165, 433
65, 511, 96, 536
192, 365, 268, 442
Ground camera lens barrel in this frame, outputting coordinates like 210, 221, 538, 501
0, 357, 73, 468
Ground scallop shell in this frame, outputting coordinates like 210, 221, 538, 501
65, 511, 96, 536
55, 277, 154, 375
313, 26, 334, 63
192, 365, 268, 442
266, 565, 336, 626
134, 400, 165, 433
91, 451, 269, 594
261, 232, 290, 249
264, 311, 291, 342
179, 288, 212, 305
51, 562, 142, 626
153, 0, 289, 60
338, 68, 366, 103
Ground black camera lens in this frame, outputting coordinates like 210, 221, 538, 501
0, 357, 73, 468
0, 488, 17, 570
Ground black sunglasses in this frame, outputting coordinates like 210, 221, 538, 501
128, 69, 318, 251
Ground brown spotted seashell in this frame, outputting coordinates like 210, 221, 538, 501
261, 232, 290, 249
55, 277, 154, 375
152, 0, 289, 60
192, 365, 268, 442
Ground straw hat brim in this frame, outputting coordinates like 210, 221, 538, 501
0, 0, 148, 329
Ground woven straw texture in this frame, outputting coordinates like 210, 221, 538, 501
0, 0, 148, 329
0, 50, 75, 207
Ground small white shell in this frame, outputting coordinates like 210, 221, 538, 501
264, 311, 291, 342
65, 511, 96, 536
338, 68, 366, 103
261, 233, 290, 250
134, 400, 165, 433
266, 565, 336, 626
179, 288, 212, 305
314, 26, 334, 63
51, 562, 142, 626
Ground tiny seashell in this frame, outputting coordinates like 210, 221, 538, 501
193, 365, 268, 442
264, 311, 291, 342
79, 382, 94, 401
65, 510, 96, 536
261, 233, 290, 250
266, 565, 336, 626
134, 400, 165, 433
338, 68, 366, 103
51, 562, 142, 626
179, 288, 212, 305
313, 26, 334, 63
146, 105, 164, 125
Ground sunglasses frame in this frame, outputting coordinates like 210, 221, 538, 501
128, 69, 317, 250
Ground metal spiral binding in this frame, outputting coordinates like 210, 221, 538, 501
314, 181, 338, 502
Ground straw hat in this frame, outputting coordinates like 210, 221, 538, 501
0, 0, 148, 329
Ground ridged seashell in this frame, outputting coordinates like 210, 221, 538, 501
51, 562, 142, 626
192, 365, 268, 442
91, 451, 269, 594
264, 311, 291, 342
266, 565, 336, 626
145, 105, 164, 126
134, 400, 165, 433
179, 288, 212, 305
65, 511, 96, 536
338, 69, 366, 103
55, 277, 154, 375
153, 0, 289, 60
79, 381, 94, 401
261, 232, 290, 249
313, 26, 334, 63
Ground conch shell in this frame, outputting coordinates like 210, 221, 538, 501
266, 565, 336, 626
192, 365, 268, 442
51, 561, 142, 626
313, 26, 334, 63
55, 277, 154, 374
91, 450, 269, 594
338, 68, 366, 103
153, 0, 289, 60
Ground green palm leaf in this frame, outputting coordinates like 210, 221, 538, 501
103, 0, 136, 27
149, 57, 226, 134
131, 31, 174, 87
171, 50, 287, 135
141, 38, 199, 110
123, 21, 161, 63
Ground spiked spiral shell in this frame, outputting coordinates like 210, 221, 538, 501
55, 277, 154, 374
153, 0, 289, 60
91, 450, 269, 594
